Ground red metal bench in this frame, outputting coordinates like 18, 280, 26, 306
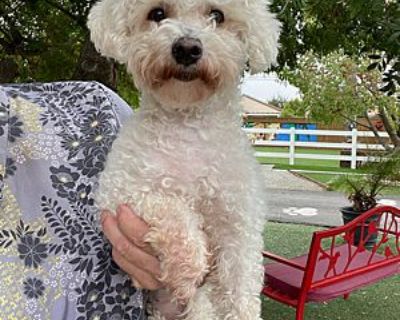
262, 205, 400, 320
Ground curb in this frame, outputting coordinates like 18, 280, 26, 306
267, 219, 338, 229
288, 170, 329, 191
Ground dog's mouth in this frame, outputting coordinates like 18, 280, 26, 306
158, 65, 201, 83
173, 69, 199, 82
153, 63, 219, 90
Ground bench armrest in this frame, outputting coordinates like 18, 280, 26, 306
263, 251, 306, 271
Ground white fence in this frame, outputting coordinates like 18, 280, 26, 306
243, 128, 391, 169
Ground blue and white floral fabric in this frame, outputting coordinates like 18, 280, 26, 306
0, 82, 145, 320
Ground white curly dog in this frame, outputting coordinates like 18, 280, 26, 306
88, 0, 280, 319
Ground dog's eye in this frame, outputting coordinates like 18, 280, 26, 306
148, 8, 167, 22
210, 9, 224, 24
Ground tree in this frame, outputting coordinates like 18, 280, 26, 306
270, 0, 399, 68
271, 0, 399, 104
271, 0, 399, 151
281, 51, 399, 149
0, 0, 125, 91
1, 0, 398, 108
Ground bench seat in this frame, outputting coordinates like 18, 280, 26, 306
265, 244, 400, 302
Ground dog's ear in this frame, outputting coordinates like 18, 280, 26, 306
87, 0, 132, 63
246, 1, 281, 74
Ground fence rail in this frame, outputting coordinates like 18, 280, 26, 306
243, 128, 391, 169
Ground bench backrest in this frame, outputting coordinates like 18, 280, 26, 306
302, 206, 400, 293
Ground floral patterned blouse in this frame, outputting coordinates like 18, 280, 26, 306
0, 82, 146, 320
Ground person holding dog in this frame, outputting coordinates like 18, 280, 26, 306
0, 82, 173, 320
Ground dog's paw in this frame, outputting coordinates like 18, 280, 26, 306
150, 289, 186, 320
139, 195, 210, 303
158, 247, 209, 304
145, 226, 210, 302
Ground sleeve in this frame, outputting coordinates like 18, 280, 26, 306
96, 82, 135, 126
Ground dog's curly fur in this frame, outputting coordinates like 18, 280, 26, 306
88, 1, 280, 319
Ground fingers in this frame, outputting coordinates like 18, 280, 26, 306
115, 205, 155, 255
102, 211, 161, 278
112, 250, 163, 290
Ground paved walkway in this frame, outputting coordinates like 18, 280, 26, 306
260, 165, 400, 227
261, 165, 324, 192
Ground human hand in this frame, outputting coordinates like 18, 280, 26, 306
101, 204, 163, 290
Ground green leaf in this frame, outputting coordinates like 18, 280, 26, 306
368, 54, 382, 60
367, 62, 379, 71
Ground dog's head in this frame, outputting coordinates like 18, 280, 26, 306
88, 0, 280, 107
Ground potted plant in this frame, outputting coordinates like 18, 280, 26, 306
329, 151, 400, 248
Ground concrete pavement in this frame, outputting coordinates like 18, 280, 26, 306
261, 165, 400, 227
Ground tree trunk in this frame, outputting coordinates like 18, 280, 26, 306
72, 33, 117, 90
364, 111, 391, 151
379, 106, 400, 150
0, 58, 19, 83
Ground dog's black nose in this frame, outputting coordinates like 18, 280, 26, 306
172, 37, 203, 66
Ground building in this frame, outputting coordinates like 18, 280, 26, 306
240, 95, 281, 118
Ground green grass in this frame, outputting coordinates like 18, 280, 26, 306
301, 172, 339, 185
262, 222, 400, 320
300, 172, 400, 196
301, 172, 336, 185
382, 186, 400, 196
273, 164, 359, 173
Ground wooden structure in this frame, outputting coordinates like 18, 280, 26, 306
244, 127, 391, 169
243, 115, 388, 145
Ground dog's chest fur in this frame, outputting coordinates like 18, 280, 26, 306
96, 96, 257, 217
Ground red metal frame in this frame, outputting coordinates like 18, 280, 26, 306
262, 205, 400, 320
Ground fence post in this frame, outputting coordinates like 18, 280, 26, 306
351, 129, 358, 169
289, 127, 296, 165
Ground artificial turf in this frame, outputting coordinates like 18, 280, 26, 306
262, 222, 400, 320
